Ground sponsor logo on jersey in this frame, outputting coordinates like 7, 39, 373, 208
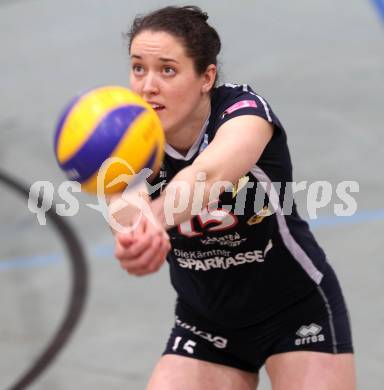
174, 248, 231, 259
200, 232, 247, 248
264, 239, 273, 257
232, 175, 250, 198
159, 169, 167, 179
247, 206, 273, 225
175, 316, 228, 349
221, 100, 257, 118
294, 323, 325, 346
174, 241, 273, 271
176, 250, 265, 271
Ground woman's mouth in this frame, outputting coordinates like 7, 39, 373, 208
149, 103, 165, 112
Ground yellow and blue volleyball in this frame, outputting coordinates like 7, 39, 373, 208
54, 85, 164, 193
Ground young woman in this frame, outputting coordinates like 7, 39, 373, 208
111, 6, 355, 390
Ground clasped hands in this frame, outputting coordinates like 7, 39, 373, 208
108, 193, 171, 276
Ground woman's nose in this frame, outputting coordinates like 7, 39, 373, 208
142, 73, 159, 96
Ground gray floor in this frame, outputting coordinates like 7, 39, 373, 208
1, 0, 383, 389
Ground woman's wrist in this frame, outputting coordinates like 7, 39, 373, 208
150, 196, 169, 230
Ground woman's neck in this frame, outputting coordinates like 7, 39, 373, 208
166, 96, 211, 156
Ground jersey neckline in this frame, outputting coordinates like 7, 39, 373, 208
165, 115, 210, 161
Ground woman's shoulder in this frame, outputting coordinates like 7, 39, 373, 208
212, 83, 259, 101
210, 83, 281, 131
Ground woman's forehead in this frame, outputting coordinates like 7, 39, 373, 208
131, 30, 186, 57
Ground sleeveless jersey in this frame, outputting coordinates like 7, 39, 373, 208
150, 83, 328, 327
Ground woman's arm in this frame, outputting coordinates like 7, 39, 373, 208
109, 115, 272, 276
151, 115, 273, 228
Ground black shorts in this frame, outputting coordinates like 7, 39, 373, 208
163, 263, 354, 373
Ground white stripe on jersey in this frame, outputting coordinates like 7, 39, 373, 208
253, 94, 273, 123
250, 165, 324, 284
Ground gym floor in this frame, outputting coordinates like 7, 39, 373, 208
1, 0, 383, 389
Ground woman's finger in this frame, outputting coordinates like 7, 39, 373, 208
125, 231, 155, 258
128, 234, 170, 275
115, 236, 132, 260
115, 232, 133, 248
120, 234, 162, 272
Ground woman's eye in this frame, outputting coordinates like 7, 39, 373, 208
132, 64, 144, 75
163, 66, 176, 76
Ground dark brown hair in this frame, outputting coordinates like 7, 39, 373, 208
126, 6, 221, 84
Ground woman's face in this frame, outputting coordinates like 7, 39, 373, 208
130, 30, 215, 137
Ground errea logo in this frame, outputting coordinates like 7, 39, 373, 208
296, 323, 322, 337
295, 323, 325, 346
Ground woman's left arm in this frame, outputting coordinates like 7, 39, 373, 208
151, 115, 273, 228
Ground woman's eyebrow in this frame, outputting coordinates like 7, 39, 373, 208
159, 57, 180, 64
130, 54, 179, 64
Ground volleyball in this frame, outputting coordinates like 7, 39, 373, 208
54, 85, 164, 194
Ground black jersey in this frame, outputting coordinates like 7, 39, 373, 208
150, 83, 328, 327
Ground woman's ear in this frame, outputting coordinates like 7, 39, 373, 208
201, 64, 217, 93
